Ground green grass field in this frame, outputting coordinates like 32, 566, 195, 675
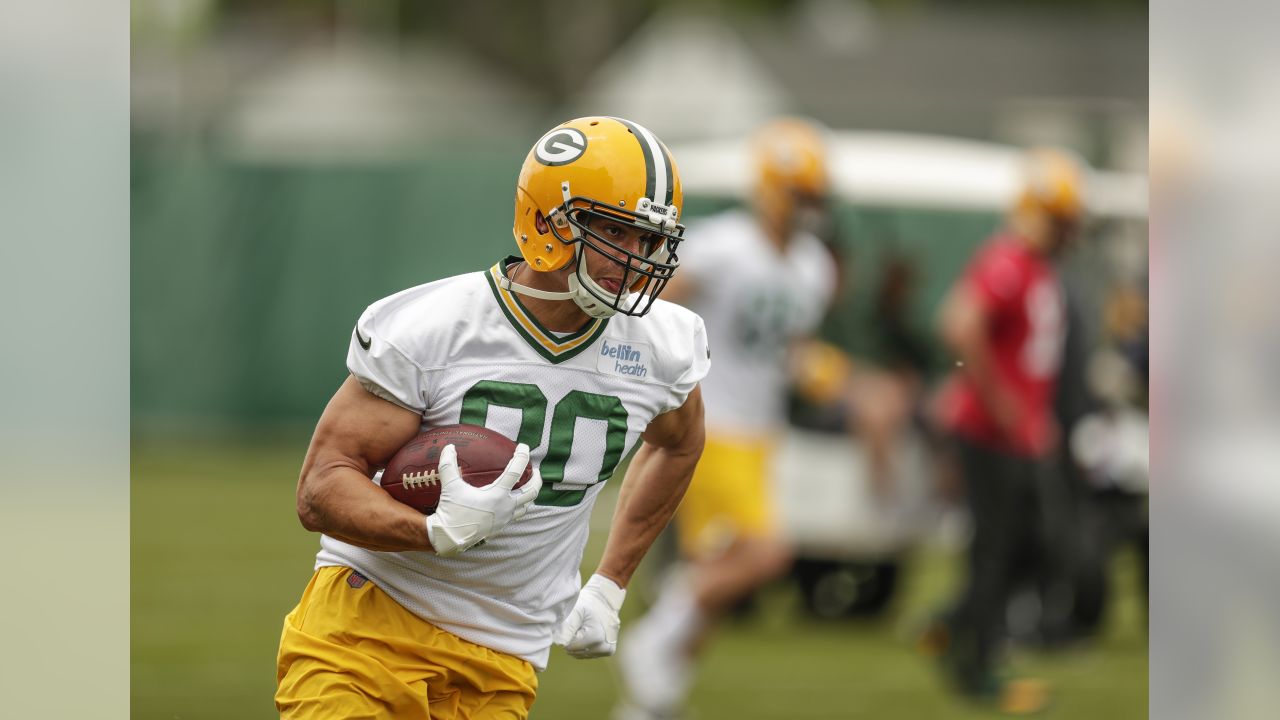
133, 438, 1146, 719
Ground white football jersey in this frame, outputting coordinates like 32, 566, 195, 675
677, 209, 836, 435
315, 258, 710, 670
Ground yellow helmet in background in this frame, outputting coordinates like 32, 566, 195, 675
1010, 146, 1088, 254
751, 117, 832, 239
1015, 146, 1086, 220
511, 116, 685, 317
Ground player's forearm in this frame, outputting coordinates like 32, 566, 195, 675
596, 442, 701, 587
953, 339, 1002, 405
956, 341, 1021, 431
941, 290, 1010, 419
297, 462, 432, 552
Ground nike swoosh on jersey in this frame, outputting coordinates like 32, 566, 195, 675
355, 328, 371, 350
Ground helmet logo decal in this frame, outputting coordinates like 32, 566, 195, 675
535, 128, 588, 166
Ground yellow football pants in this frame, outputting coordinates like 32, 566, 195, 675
675, 434, 777, 558
276, 566, 537, 719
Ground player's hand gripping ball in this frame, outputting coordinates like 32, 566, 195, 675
380, 424, 534, 514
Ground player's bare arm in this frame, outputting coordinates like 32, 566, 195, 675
939, 285, 1019, 433
597, 384, 706, 588
552, 385, 705, 660
295, 375, 434, 552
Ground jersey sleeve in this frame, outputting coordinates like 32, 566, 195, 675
794, 234, 839, 331
347, 306, 428, 413
661, 313, 712, 414
964, 241, 1027, 313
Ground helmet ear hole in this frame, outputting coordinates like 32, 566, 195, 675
534, 211, 550, 235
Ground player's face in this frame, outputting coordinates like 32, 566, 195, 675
761, 185, 830, 240
577, 215, 661, 295
1046, 213, 1081, 255
789, 189, 831, 236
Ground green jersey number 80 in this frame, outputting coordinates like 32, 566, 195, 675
460, 380, 629, 507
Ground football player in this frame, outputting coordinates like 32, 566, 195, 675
615, 117, 839, 719
275, 116, 710, 720
927, 146, 1087, 714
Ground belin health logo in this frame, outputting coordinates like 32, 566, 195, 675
599, 340, 649, 378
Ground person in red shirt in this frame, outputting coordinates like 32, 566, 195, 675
929, 147, 1086, 714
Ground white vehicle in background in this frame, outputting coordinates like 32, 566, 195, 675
670, 130, 1148, 618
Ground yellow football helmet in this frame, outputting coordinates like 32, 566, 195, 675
511, 116, 685, 318
751, 117, 831, 239
1015, 147, 1086, 220
1011, 147, 1087, 253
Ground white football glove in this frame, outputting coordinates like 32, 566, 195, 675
552, 574, 627, 658
425, 443, 542, 557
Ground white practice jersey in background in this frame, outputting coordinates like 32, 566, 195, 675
677, 210, 836, 435
315, 258, 709, 670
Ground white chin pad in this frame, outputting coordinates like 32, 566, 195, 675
570, 269, 624, 316
568, 272, 627, 318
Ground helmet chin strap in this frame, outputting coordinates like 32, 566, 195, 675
497, 274, 574, 302
499, 249, 626, 319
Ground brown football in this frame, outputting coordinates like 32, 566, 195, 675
380, 424, 532, 514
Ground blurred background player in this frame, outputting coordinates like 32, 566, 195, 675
615, 117, 838, 719
925, 147, 1087, 714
